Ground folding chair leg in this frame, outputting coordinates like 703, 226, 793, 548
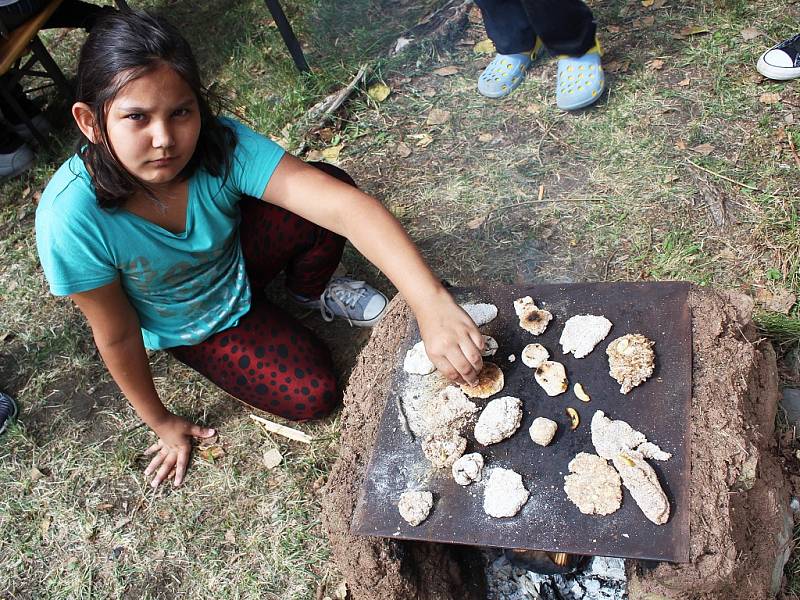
0, 86, 47, 146
263, 0, 310, 73
29, 37, 73, 101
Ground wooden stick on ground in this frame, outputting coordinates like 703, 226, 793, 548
250, 414, 313, 444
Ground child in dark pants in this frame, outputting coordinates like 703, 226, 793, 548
474, 0, 605, 110
35, 10, 486, 488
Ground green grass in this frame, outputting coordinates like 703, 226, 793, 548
2, 0, 800, 597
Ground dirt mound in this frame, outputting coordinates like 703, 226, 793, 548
321, 288, 790, 600
627, 289, 791, 600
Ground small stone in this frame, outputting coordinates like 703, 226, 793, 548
791, 497, 800, 512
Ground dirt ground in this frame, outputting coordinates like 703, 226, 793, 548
322, 287, 790, 600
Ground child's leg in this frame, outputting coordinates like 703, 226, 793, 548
519, 0, 596, 57
168, 295, 338, 420
238, 162, 352, 297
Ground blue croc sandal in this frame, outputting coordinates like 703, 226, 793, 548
478, 38, 544, 99
556, 39, 605, 111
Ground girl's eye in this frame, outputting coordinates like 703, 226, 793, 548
125, 113, 144, 121
173, 108, 190, 117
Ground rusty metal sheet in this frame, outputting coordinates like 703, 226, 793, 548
351, 282, 692, 563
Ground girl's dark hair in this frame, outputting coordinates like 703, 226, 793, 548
74, 9, 236, 209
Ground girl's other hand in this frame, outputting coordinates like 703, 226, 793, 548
416, 293, 484, 386
143, 414, 216, 488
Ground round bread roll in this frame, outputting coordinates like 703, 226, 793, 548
459, 362, 504, 399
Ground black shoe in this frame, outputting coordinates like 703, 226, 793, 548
0, 392, 18, 435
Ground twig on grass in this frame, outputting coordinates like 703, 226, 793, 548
250, 414, 313, 444
685, 159, 775, 196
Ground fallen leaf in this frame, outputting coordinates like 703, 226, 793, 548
224, 529, 236, 544
395, 142, 412, 158
199, 445, 226, 462
604, 60, 630, 74
426, 108, 451, 126
740, 27, 763, 41
393, 37, 412, 54
433, 65, 459, 76
262, 448, 283, 469
606, 25, 621, 33
422, 87, 437, 98
677, 25, 710, 38
96, 503, 114, 511
785, 114, 795, 125
478, 132, 493, 143
641, 0, 654, 6
633, 15, 655, 27
663, 174, 679, 183
40, 515, 52, 536
759, 92, 781, 105
473, 39, 496, 55
678, 77, 691, 86
367, 82, 391, 103
675, 139, 687, 150
466, 213, 489, 229
524, 103, 542, 114
755, 287, 797, 314
30, 467, 45, 482
321, 144, 343, 161
415, 133, 433, 148
306, 149, 323, 161
691, 143, 714, 156
647, 59, 665, 71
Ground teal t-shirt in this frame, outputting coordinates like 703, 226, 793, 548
35, 118, 285, 350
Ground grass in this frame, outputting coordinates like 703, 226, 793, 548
1, 0, 800, 597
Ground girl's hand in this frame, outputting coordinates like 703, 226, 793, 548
143, 414, 216, 488
416, 293, 484, 386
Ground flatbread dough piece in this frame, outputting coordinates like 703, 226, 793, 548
521, 343, 549, 369
421, 431, 467, 468
474, 396, 523, 445
606, 334, 655, 394
534, 361, 568, 396
482, 335, 499, 357
461, 303, 498, 326
564, 452, 622, 516
452, 452, 484, 486
398, 490, 434, 526
560, 315, 613, 358
591, 410, 671, 461
460, 362, 504, 399
612, 450, 670, 525
529, 417, 557, 446
513, 296, 553, 335
483, 468, 529, 518
403, 341, 435, 375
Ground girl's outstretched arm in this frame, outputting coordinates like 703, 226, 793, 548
70, 281, 215, 487
263, 154, 484, 385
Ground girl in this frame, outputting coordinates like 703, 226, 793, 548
35, 10, 484, 489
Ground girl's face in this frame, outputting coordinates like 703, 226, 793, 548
105, 63, 201, 188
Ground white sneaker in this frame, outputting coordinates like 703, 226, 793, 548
293, 276, 388, 327
757, 33, 800, 80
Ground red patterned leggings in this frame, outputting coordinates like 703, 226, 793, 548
168, 163, 350, 421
